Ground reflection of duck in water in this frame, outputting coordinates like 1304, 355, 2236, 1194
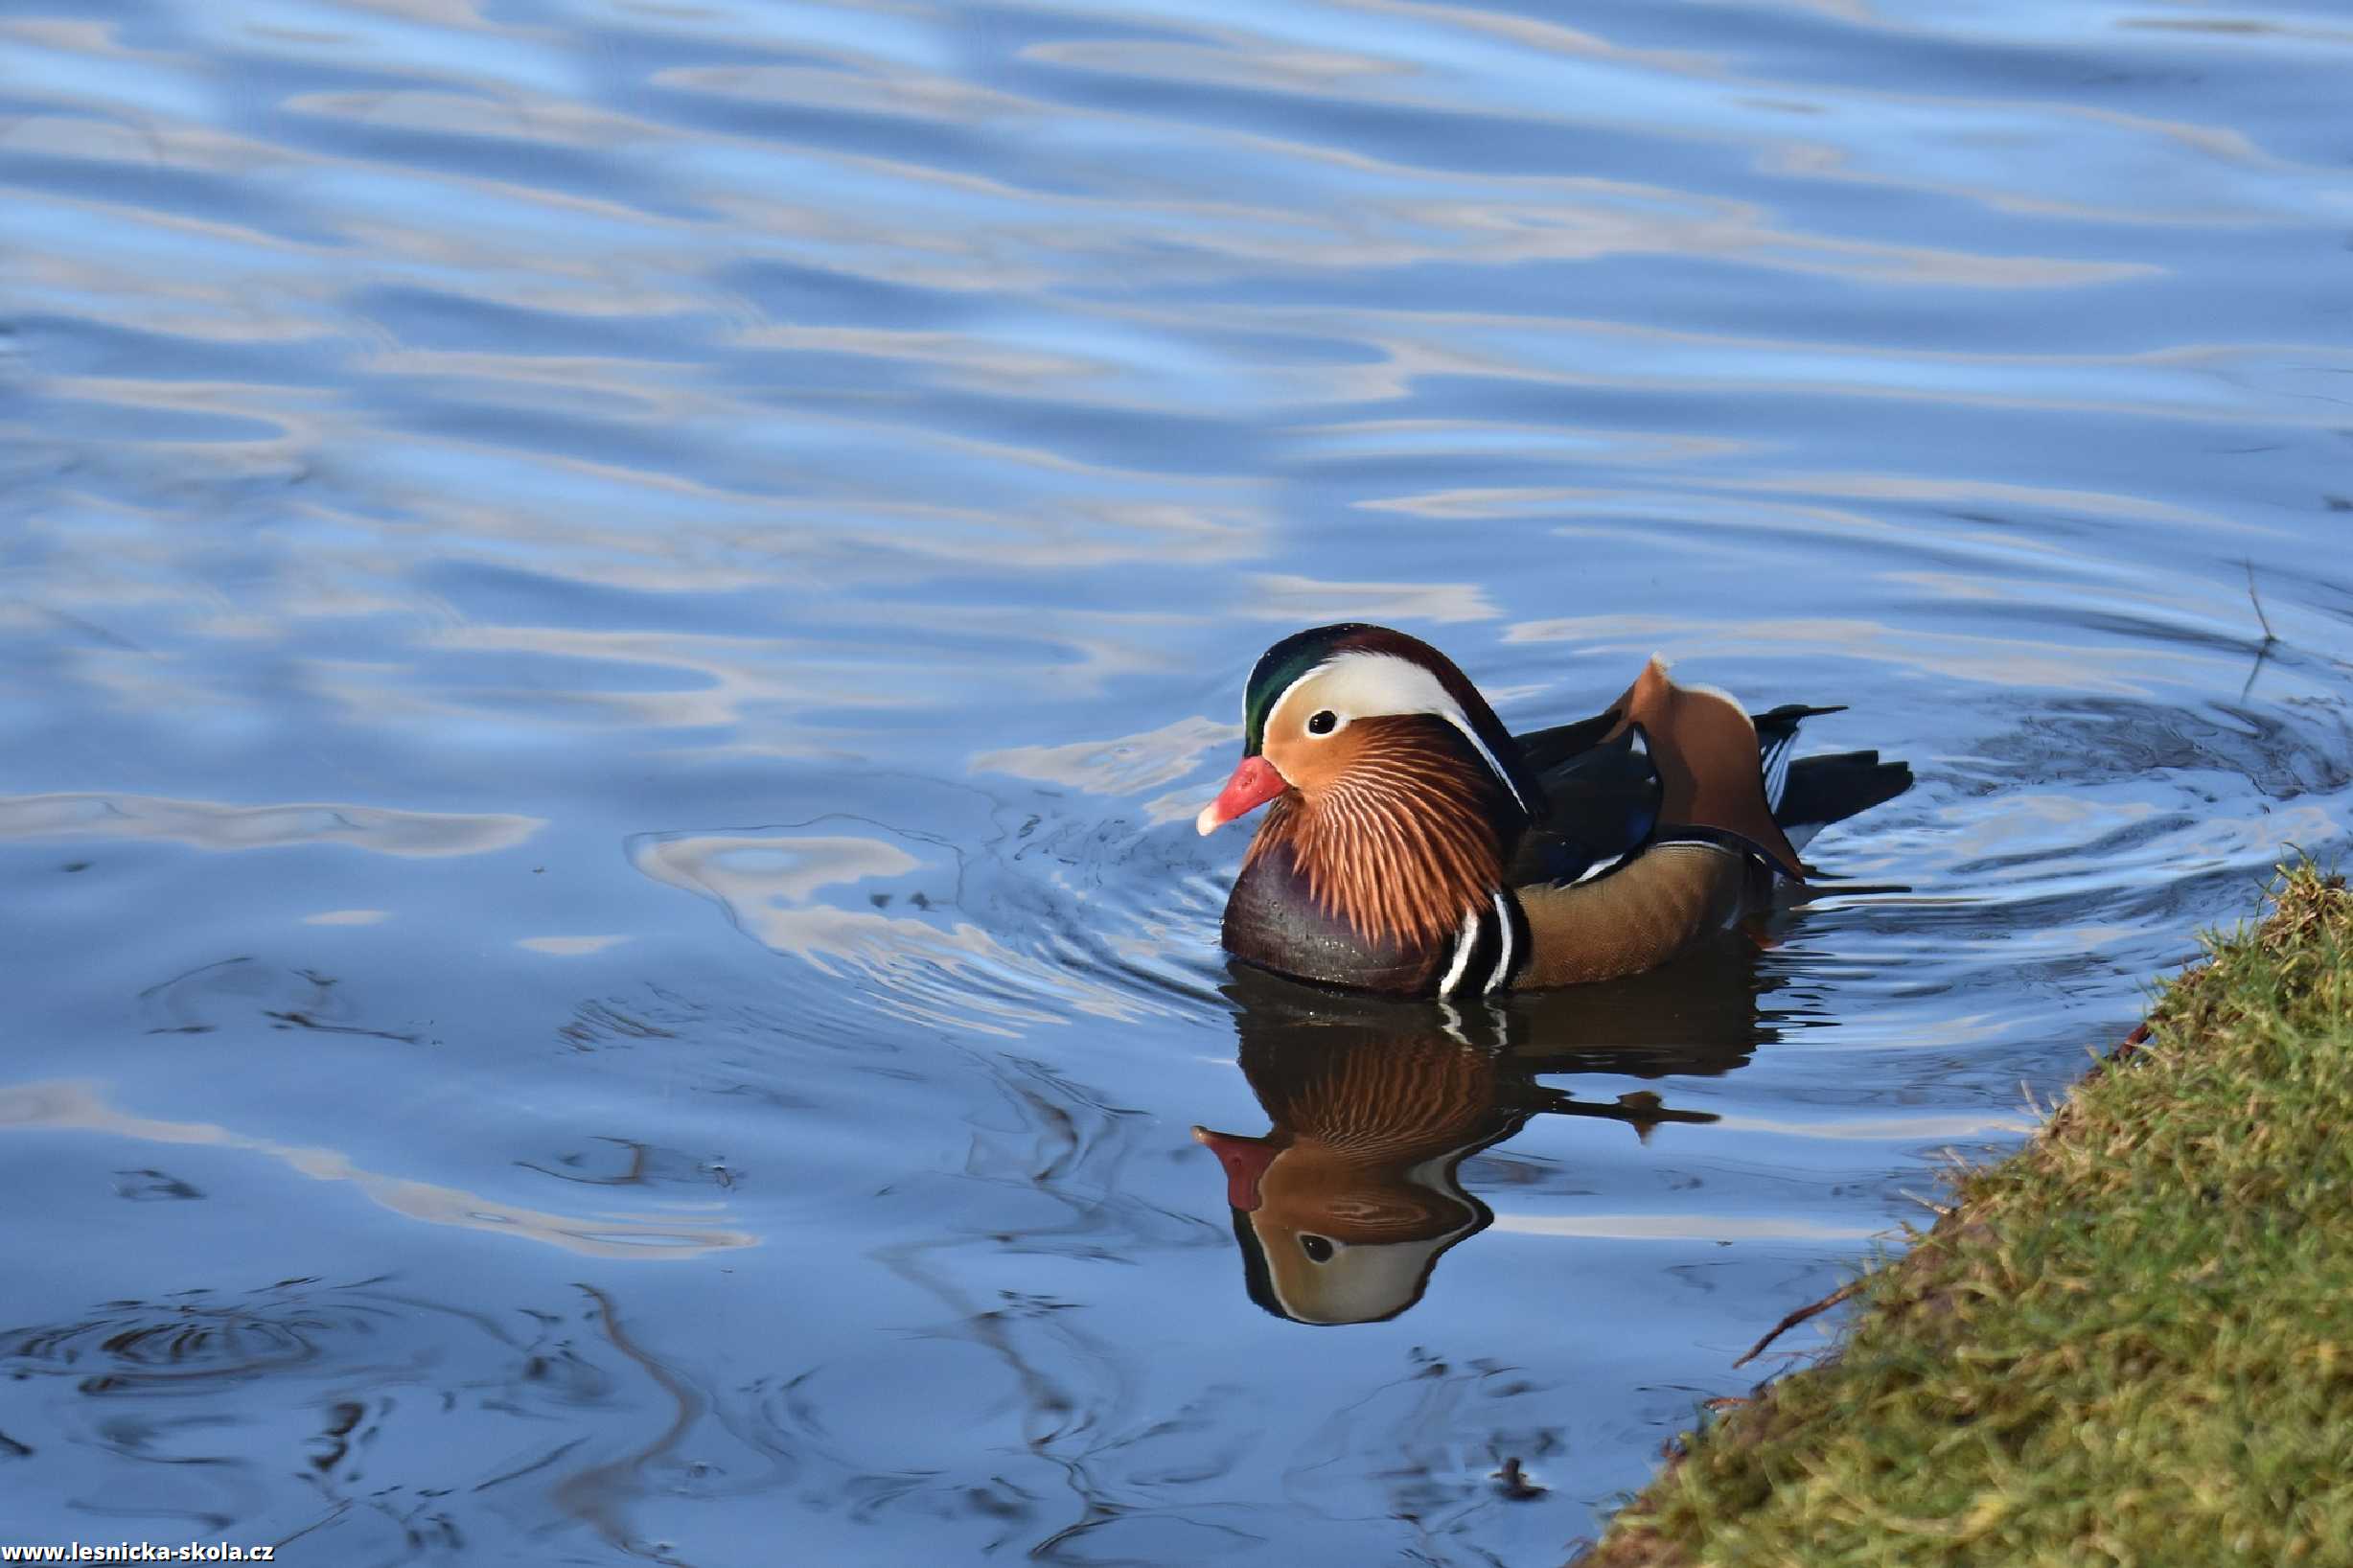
1194, 624, 1909, 996
1197, 957, 1770, 1325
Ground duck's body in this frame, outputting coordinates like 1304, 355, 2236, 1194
1197, 624, 1909, 997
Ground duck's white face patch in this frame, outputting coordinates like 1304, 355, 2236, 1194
1267, 652, 1529, 813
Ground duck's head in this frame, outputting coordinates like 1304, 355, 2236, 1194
1196, 623, 1540, 837
1195, 625, 1543, 953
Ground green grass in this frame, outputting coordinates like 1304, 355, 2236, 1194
1581, 865, 2353, 1568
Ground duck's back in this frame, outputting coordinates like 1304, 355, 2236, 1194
1501, 658, 1910, 987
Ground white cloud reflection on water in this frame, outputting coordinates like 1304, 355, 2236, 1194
1237, 572, 1499, 624
974, 713, 1239, 797
628, 828, 1177, 1031
519, 934, 633, 955
1504, 614, 2231, 698
1488, 1211, 1881, 1242
0, 792, 542, 855
0, 1080, 752, 1257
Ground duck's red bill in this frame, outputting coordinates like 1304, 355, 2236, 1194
1195, 755, 1286, 836
1192, 1126, 1276, 1211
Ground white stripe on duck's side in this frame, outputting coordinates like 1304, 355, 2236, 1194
1485, 889, 1514, 994
1570, 848, 1635, 887
1436, 889, 1525, 997
1438, 906, 1481, 996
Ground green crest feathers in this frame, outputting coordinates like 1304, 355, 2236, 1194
1242, 624, 1369, 753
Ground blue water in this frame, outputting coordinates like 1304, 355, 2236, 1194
4, 1, 2350, 1561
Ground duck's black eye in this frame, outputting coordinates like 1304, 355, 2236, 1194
1306, 710, 1338, 736
1300, 1234, 1335, 1262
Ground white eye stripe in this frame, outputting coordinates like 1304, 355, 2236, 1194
1267, 653, 1529, 813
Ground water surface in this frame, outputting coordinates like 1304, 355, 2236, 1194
4, 0, 2351, 1561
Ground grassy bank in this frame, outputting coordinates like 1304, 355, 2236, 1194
1580, 865, 2353, 1567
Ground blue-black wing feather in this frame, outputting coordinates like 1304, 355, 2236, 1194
1507, 701, 1904, 884
1506, 718, 1661, 886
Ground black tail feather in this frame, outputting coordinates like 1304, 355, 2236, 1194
1749, 704, 1847, 818
1775, 749, 1913, 832
1750, 703, 1847, 743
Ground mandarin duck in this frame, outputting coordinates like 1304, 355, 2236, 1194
1195, 624, 1909, 996
1193, 980, 1723, 1325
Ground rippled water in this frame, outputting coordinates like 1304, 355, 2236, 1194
5, 1, 2351, 1560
